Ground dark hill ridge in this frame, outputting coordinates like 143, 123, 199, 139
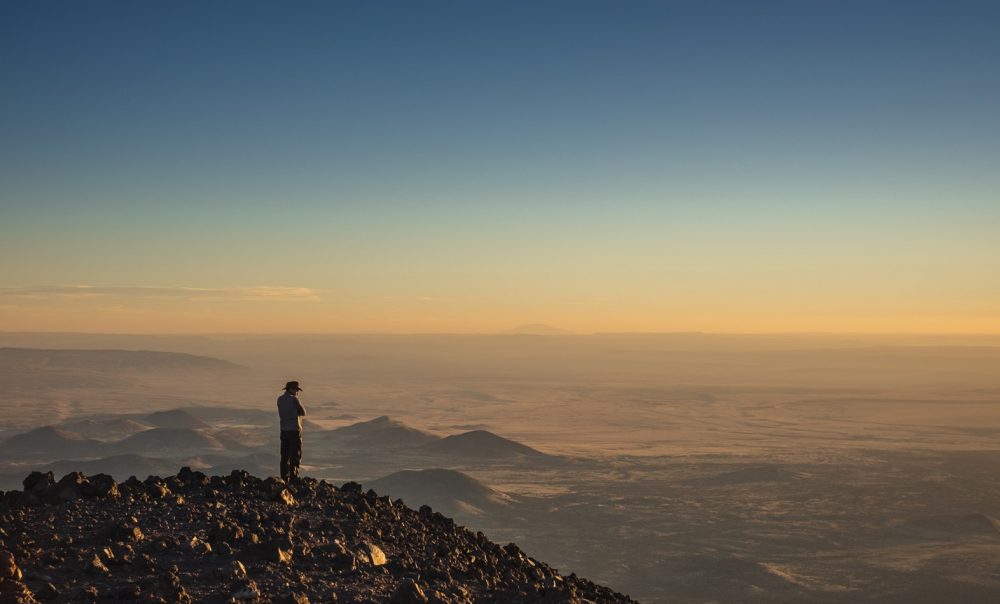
0, 469, 635, 603
324, 416, 440, 449
57, 417, 154, 440
143, 409, 210, 430
178, 406, 277, 425
421, 430, 548, 459
0, 426, 101, 457
0, 347, 245, 373
368, 469, 517, 517
106, 428, 226, 455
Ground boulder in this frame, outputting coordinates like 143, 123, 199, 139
155, 568, 191, 603
358, 542, 387, 566
98, 520, 144, 543
85, 554, 109, 575
0, 549, 40, 603
275, 547, 293, 565
231, 578, 260, 601
144, 480, 171, 499
391, 579, 429, 604
81, 474, 119, 498
54, 472, 87, 502
21, 472, 54, 495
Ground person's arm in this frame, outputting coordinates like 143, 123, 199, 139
297, 401, 306, 416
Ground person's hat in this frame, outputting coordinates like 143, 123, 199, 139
284, 381, 302, 392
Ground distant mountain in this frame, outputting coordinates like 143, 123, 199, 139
368, 468, 517, 517
0, 347, 245, 373
419, 430, 547, 459
107, 428, 226, 455
212, 426, 276, 451
57, 417, 153, 440
302, 419, 326, 431
181, 406, 276, 425
322, 416, 439, 449
143, 409, 210, 430
502, 324, 573, 335
0, 426, 101, 458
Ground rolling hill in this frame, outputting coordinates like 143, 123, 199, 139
322, 416, 439, 449
106, 428, 227, 455
143, 409, 210, 430
0, 426, 102, 458
419, 430, 547, 459
368, 468, 517, 517
0, 347, 245, 373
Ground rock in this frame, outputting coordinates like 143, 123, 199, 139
111, 544, 135, 564
331, 552, 356, 571
99, 520, 144, 543
275, 547, 293, 565
365, 543, 389, 566
276, 488, 296, 506
427, 589, 453, 604
54, 472, 86, 502
188, 537, 212, 555
97, 547, 116, 565
155, 568, 191, 603
0, 558, 40, 603
81, 474, 119, 498
0, 551, 21, 581
177, 467, 208, 486
145, 482, 171, 499
363, 543, 388, 566
21, 472, 54, 495
35, 582, 58, 601
0, 468, 635, 604
231, 579, 260, 601
114, 583, 142, 599
230, 560, 248, 580
391, 579, 429, 604
86, 554, 109, 575
229, 470, 250, 488
208, 522, 244, 546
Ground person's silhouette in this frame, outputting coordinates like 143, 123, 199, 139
277, 381, 306, 481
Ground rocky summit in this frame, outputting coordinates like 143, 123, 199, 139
0, 469, 635, 603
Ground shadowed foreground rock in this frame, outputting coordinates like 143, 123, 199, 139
0, 469, 636, 603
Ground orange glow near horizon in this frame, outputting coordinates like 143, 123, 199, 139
2, 295, 998, 335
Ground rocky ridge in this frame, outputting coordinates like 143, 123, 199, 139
0, 469, 635, 603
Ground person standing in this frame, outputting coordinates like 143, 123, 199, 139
277, 381, 306, 482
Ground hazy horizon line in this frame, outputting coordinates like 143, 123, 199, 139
3, 329, 1000, 338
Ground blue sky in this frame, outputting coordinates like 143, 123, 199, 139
1, 1, 998, 332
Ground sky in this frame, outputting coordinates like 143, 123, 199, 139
1, 0, 998, 334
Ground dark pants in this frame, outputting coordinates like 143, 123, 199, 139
280, 430, 302, 481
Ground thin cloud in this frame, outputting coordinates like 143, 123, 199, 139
0, 285, 320, 302
379, 296, 454, 303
